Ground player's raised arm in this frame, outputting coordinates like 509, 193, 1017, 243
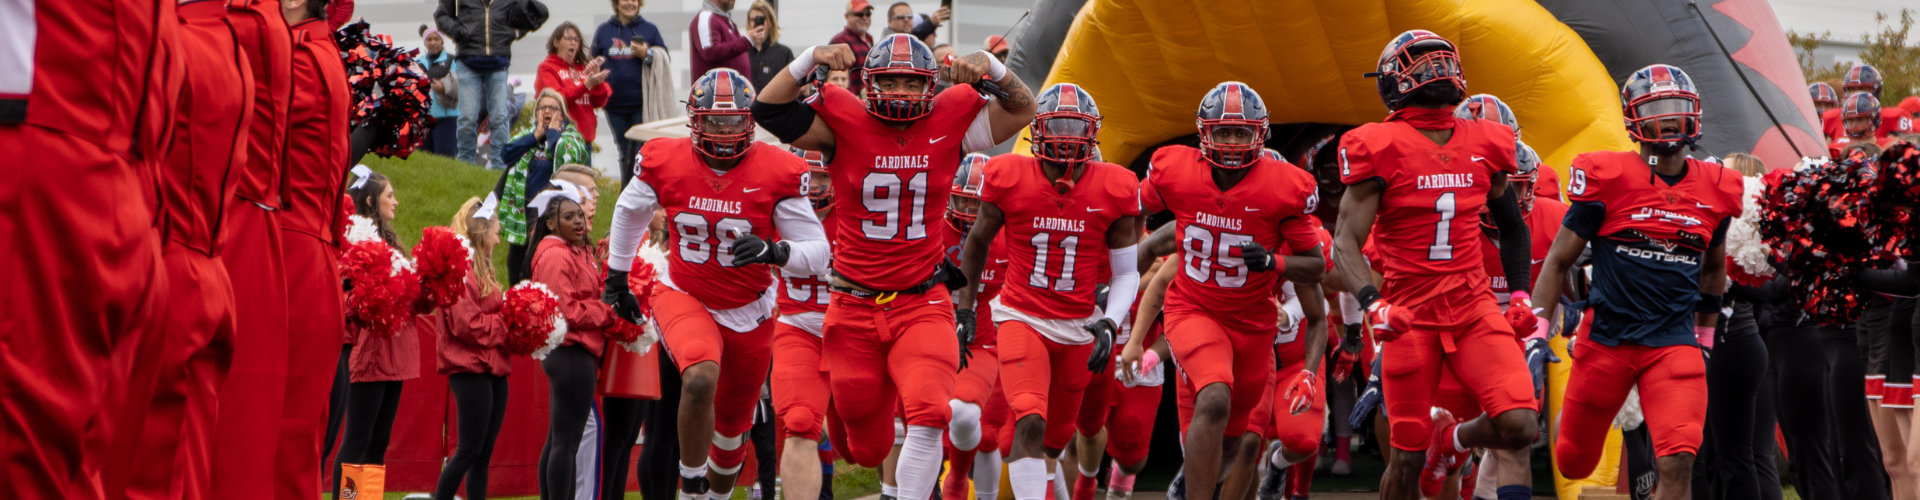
751, 44, 857, 151
948, 51, 1038, 144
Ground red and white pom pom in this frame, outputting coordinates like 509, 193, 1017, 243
501, 281, 567, 358
339, 236, 419, 339
345, 214, 382, 245
413, 226, 473, 308
1725, 175, 1774, 286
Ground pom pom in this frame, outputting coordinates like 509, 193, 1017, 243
1758, 150, 1890, 325
336, 20, 436, 159
501, 281, 567, 358
1725, 176, 1774, 286
339, 239, 420, 339
1875, 142, 1920, 260
345, 214, 382, 244
413, 226, 473, 309
335, 194, 355, 250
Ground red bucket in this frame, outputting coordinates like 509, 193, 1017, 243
599, 344, 661, 400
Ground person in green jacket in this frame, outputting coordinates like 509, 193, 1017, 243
494, 88, 590, 283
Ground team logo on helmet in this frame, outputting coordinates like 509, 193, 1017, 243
687, 69, 757, 160
1841, 91, 1882, 138
1620, 64, 1703, 154
863, 34, 939, 121
1195, 82, 1270, 169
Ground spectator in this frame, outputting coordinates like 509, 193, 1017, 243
436, 0, 542, 169
593, 0, 668, 186
745, 0, 793, 92
931, 43, 953, 93
690, 0, 760, 84
826, 69, 850, 91
985, 34, 1010, 61
419, 25, 461, 157
493, 89, 589, 284
879, 2, 946, 47
828, 0, 874, 95
535, 21, 611, 166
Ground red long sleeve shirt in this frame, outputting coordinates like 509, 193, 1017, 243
534, 236, 614, 358
536, 55, 613, 144
438, 276, 512, 376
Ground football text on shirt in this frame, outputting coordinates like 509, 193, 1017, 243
1032, 217, 1086, 233
874, 155, 931, 170
1615, 244, 1699, 265
690, 196, 743, 215
1417, 173, 1475, 190
1195, 212, 1243, 231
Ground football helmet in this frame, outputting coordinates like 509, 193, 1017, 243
1844, 64, 1884, 98
863, 34, 939, 121
688, 68, 756, 160
1841, 91, 1882, 139
948, 153, 991, 233
1456, 94, 1518, 137
1369, 30, 1466, 111
1031, 83, 1101, 165
791, 147, 833, 211
1620, 64, 1703, 154
1195, 81, 1270, 169
1810, 82, 1839, 109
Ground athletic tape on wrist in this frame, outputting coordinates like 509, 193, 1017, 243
979, 51, 1007, 81
787, 46, 818, 81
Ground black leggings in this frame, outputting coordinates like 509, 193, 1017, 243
335, 380, 405, 493
435, 373, 510, 500
321, 345, 352, 475
507, 243, 530, 285
600, 397, 648, 500
1822, 323, 1892, 500
1696, 301, 1780, 500
638, 353, 685, 500
1769, 316, 1842, 499
540, 345, 599, 500
751, 397, 777, 498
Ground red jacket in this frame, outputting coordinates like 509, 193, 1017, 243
533, 236, 614, 358
166, 1, 256, 256
536, 54, 613, 144
226, 0, 292, 207
282, 18, 351, 245
349, 313, 425, 383
438, 276, 512, 376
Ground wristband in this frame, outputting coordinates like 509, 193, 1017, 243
1695, 325, 1717, 350
1140, 349, 1161, 373
787, 46, 818, 81
1356, 285, 1382, 312
1510, 291, 1531, 306
979, 51, 1008, 81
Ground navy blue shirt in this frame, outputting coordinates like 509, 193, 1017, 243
1566, 200, 1729, 348
593, 15, 668, 114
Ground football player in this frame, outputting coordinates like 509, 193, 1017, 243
1332, 30, 1540, 500
1832, 92, 1897, 153
770, 147, 841, 500
941, 153, 1013, 500
951, 83, 1142, 500
749, 33, 1037, 500
602, 69, 831, 500
1123, 81, 1329, 500
1823, 64, 1913, 142
1810, 82, 1839, 116
1532, 64, 1742, 500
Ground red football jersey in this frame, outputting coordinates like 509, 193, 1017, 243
1141, 146, 1321, 331
779, 210, 840, 316
1823, 107, 1913, 142
1566, 151, 1742, 247
808, 83, 989, 290
164, 2, 255, 256
1476, 197, 1566, 296
280, 19, 351, 244
641, 139, 810, 310
982, 156, 1141, 319
941, 219, 1010, 297
1338, 117, 1517, 279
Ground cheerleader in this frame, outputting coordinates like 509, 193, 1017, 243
527, 185, 617, 500
335, 168, 428, 496
433, 195, 513, 500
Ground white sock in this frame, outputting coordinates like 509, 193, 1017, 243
709, 487, 733, 500
1051, 461, 1070, 500
1008, 458, 1048, 500
882, 484, 899, 498
896, 425, 944, 500
949, 400, 983, 451
1453, 426, 1471, 453
1474, 453, 1499, 499
974, 452, 1003, 500
1079, 462, 1098, 477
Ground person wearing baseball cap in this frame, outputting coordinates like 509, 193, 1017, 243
984, 34, 1010, 61
829, 0, 875, 95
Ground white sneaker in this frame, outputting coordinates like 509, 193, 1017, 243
1331, 459, 1352, 476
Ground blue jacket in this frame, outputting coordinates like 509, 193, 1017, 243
592, 15, 667, 114
420, 50, 460, 119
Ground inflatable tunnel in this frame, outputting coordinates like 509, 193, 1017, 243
1009, 0, 1826, 187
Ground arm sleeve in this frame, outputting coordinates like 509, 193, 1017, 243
1857, 268, 1920, 298
1278, 216, 1322, 256
434, 0, 463, 41
1710, 218, 1731, 247
1139, 164, 1166, 214
911, 15, 938, 39
591, 27, 609, 58
537, 65, 589, 101
961, 98, 997, 153
1488, 189, 1532, 295
1337, 133, 1378, 185
773, 197, 831, 277
533, 250, 615, 330
1103, 245, 1141, 326
588, 82, 612, 108
606, 180, 661, 272
450, 287, 508, 348
751, 99, 819, 144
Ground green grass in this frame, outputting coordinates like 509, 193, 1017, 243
362, 151, 620, 285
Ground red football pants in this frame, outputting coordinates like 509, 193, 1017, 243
1251, 360, 1328, 457
1091, 380, 1163, 467
276, 231, 343, 499
998, 320, 1095, 450
127, 244, 237, 500
1165, 309, 1275, 438
655, 287, 776, 470
1, 125, 169, 499
822, 287, 958, 467
211, 203, 288, 499
1555, 337, 1707, 479
772, 321, 830, 441
1381, 312, 1533, 452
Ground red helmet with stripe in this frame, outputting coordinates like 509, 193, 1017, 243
1195, 81, 1270, 169
688, 68, 756, 159
1031, 83, 1101, 166
1842, 91, 1882, 139
1621, 64, 1702, 154
1370, 30, 1467, 111
863, 34, 939, 121
790, 147, 833, 211
947, 153, 990, 232
1810, 82, 1840, 109
1844, 64, 1883, 98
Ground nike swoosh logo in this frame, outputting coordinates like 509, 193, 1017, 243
930, 136, 947, 144
1532, 259, 1546, 264
1244, 207, 1260, 212
930, 300, 946, 305
1471, 156, 1486, 162
1695, 202, 1712, 209
1086, 207, 1102, 212
994, 259, 1009, 264
743, 188, 761, 193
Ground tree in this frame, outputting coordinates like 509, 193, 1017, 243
1789, 9, 1919, 103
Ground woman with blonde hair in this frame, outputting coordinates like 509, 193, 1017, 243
494, 88, 590, 284
432, 196, 513, 500
744, 0, 794, 92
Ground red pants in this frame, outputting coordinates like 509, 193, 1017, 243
1089, 379, 1163, 467
1250, 361, 1328, 457
822, 287, 958, 467
1434, 368, 1486, 421
1165, 308, 1275, 438
656, 287, 776, 469
276, 231, 343, 499
772, 322, 830, 441
1, 125, 169, 499
127, 244, 237, 500
955, 333, 1001, 407
998, 320, 1095, 450
211, 204, 288, 498
1555, 336, 1707, 479
1381, 312, 1533, 451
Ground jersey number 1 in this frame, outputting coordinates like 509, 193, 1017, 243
862, 172, 929, 241
1429, 192, 1455, 261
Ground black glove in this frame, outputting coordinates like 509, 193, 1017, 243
1342, 322, 1364, 355
954, 308, 977, 371
1558, 296, 1584, 337
1084, 318, 1117, 373
730, 235, 790, 267
1238, 241, 1276, 272
940, 259, 969, 292
603, 270, 643, 324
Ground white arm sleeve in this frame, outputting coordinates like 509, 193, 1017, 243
772, 197, 831, 277
1102, 244, 1140, 326
1339, 291, 1361, 322
962, 99, 997, 153
607, 180, 661, 272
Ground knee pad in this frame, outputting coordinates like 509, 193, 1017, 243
782, 408, 822, 441
948, 400, 982, 451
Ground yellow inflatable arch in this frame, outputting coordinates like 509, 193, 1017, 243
1025, 0, 1636, 180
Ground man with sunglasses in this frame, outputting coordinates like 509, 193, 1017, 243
830, 0, 876, 96
1331, 30, 1540, 500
